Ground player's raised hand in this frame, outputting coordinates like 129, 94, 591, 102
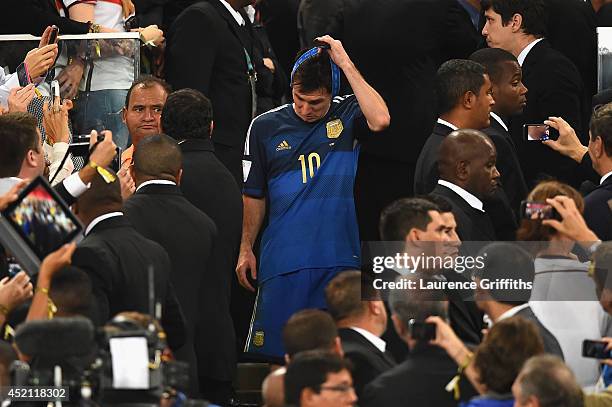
315, 35, 352, 70
236, 245, 257, 292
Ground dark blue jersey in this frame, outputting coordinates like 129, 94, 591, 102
243, 95, 364, 282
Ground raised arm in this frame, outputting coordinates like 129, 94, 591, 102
315, 35, 390, 132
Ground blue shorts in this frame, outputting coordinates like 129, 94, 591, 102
244, 267, 349, 362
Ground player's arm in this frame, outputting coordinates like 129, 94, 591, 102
316, 35, 390, 132
236, 195, 266, 292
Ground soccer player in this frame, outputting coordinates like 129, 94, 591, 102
238, 35, 390, 361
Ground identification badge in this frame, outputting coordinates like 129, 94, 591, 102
326, 119, 343, 139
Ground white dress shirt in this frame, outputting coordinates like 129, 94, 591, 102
437, 118, 459, 131
495, 303, 530, 322
0, 172, 87, 198
84, 211, 124, 236
437, 179, 485, 212
350, 327, 387, 353
490, 112, 508, 132
135, 179, 177, 193
601, 170, 612, 185
517, 38, 544, 66
218, 0, 245, 26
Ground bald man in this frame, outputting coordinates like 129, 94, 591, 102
430, 129, 500, 241
122, 134, 231, 403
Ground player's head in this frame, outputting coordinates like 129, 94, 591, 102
470, 48, 528, 117
291, 48, 333, 123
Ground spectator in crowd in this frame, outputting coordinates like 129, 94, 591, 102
56, 0, 164, 149
120, 76, 171, 167
414, 59, 495, 195
49, 265, 96, 320
430, 129, 500, 241
360, 273, 477, 407
473, 242, 564, 358
123, 134, 219, 400
165, 0, 256, 183
239, 35, 389, 362
517, 181, 607, 387
543, 107, 612, 241
469, 48, 528, 216
161, 89, 242, 377
481, 0, 588, 188
512, 355, 584, 407
69, 170, 186, 351
325, 271, 395, 398
340, 0, 480, 241
430, 315, 544, 406
262, 309, 343, 407
0, 26, 58, 108
0, 113, 117, 206
284, 350, 357, 407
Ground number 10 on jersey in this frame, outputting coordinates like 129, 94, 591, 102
298, 153, 321, 183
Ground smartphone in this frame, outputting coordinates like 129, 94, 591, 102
68, 137, 121, 172
523, 124, 550, 141
520, 200, 561, 220
408, 320, 436, 341
49, 26, 59, 44
582, 339, 611, 359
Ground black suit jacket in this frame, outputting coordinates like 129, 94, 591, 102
584, 175, 612, 241
123, 183, 219, 390
509, 39, 588, 188
414, 122, 454, 195
72, 215, 186, 350
339, 328, 396, 399
165, 0, 252, 149
340, 0, 478, 163
515, 306, 565, 360
483, 116, 528, 215
361, 345, 477, 407
177, 138, 241, 382
431, 183, 496, 241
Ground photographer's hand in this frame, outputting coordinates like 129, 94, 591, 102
0, 180, 27, 210
542, 196, 599, 244
542, 116, 588, 163
77, 130, 117, 186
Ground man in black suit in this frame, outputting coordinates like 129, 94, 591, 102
414, 59, 495, 195
482, 0, 589, 188
340, 0, 481, 241
165, 0, 256, 184
161, 89, 241, 399
360, 273, 477, 407
70, 171, 186, 351
430, 129, 500, 241
325, 271, 395, 398
543, 108, 612, 241
470, 48, 528, 217
122, 135, 221, 401
474, 242, 564, 358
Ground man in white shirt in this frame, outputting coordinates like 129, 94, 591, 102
481, 0, 588, 188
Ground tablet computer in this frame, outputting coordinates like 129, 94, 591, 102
0, 176, 82, 274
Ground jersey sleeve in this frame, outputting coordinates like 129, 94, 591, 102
242, 119, 267, 198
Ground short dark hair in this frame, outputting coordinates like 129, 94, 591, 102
379, 198, 440, 241
0, 113, 39, 177
474, 316, 544, 394
76, 168, 122, 213
325, 271, 373, 322
283, 309, 338, 358
481, 0, 547, 37
475, 242, 535, 304
291, 48, 332, 94
470, 48, 519, 85
590, 103, 612, 157
125, 75, 171, 107
162, 89, 213, 140
50, 266, 95, 320
436, 59, 487, 115
421, 194, 453, 213
284, 350, 351, 406
517, 355, 584, 407
132, 134, 182, 181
